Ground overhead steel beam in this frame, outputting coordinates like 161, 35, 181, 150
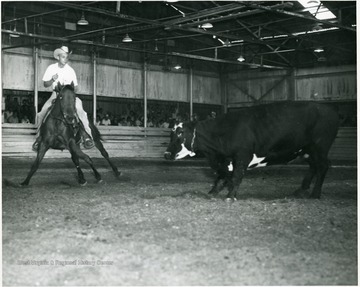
2, 8, 69, 24
177, 2, 293, 29
1, 30, 287, 70
168, 52, 288, 70
162, 3, 245, 26
239, 2, 356, 32
2, 2, 100, 24
48, 2, 164, 26
235, 21, 292, 67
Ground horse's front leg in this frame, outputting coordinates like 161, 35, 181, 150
69, 151, 87, 186
21, 142, 49, 186
68, 140, 102, 183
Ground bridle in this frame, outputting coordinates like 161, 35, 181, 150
51, 86, 77, 126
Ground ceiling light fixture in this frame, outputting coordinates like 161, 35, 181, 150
314, 47, 324, 53
201, 22, 213, 29
237, 55, 245, 62
122, 33, 132, 43
10, 24, 20, 38
223, 39, 231, 47
174, 64, 182, 70
77, 12, 89, 25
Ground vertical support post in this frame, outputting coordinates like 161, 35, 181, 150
220, 66, 228, 114
34, 47, 39, 124
288, 68, 296, 101
144, 61, 148, 129
189, 66, 193, 118
92, 51, 97, 124
24, 17, 28, 34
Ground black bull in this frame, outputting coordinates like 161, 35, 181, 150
164, 102, 340, 200
21, 83, 120, 186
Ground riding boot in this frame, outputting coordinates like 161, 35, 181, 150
32, 136, 41, 152
82, 132, 95, 149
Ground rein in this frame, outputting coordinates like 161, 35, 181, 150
49, 88, 76, 126
190, 127, 196, 153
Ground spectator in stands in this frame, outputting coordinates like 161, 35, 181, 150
20, 99, 32, 123
135, 117, 142, 127
147, 117, 154, 127
191, 113, 199, 122
209, 111, 216, 119
7, 111, 19, 123
21, 114, 31, 124
119, 117, 127, 126
126, 116, 132, 126
4, 110, 13, 123
97, 108, 104, 121
101, 113, 111, 126
95, 115, 101, 126
160, 119, 170, 128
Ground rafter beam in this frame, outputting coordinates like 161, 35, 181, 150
162, 3, 245, 26
177, 2, 293, 29
239, 2, 356, 32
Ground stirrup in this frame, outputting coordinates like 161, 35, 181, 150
32, 141, 39, 152
83, 138, 95, 149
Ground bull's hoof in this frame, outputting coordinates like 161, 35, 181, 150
115, 171, 122, 178
97, 179, 104, 184
293, 189, 310, 198
225, 197, 237, 203
309, 193, 321, 199
208, 188, 220, 195
80, 181, 87, 186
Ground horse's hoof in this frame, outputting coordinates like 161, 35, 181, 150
80, 181, 87, 186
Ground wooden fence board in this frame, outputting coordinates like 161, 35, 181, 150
2, 125, 356, 161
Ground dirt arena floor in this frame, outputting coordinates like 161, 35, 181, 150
2, 156, 357, 286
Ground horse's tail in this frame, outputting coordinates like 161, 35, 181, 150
89, 121, 103, 141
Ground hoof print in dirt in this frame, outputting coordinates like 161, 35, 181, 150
292, 189, 312, 199
118, 175, 131, 182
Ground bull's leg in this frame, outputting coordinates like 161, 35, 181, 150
68, 141, 102, 183
294, 157, 316, 197
226, 154, 251, 200
209, 169, 229, 195
310, 156, 330, 199
94, 139, 121, 177
21, 142, 49, 186
206, 154, 229, 195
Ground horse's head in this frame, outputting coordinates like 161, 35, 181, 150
55, 82, 77, 125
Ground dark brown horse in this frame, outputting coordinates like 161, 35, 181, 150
21, 82, 121, 186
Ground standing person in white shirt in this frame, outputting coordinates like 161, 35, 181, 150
32, 46, 94, 151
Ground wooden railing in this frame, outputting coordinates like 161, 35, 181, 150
2, 124, 357, 161
2, 124, 171, 158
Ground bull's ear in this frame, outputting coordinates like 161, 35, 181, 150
70, 81, 75, 90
